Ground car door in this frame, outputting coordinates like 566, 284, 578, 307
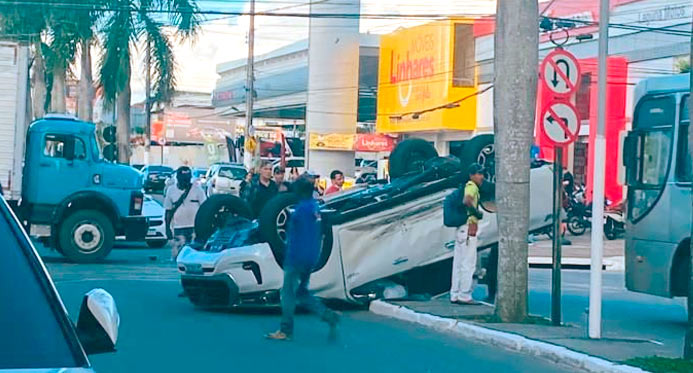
335, 190, 450, 293
33, 134, 91, 205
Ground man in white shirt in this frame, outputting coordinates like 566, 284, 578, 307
164, 166, 206, 258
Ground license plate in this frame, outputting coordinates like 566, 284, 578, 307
186, 263, 203, 274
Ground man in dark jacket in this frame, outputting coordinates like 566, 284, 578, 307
246, 161, 278, 216
265, 178, 339, 341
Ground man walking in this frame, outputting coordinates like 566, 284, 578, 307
266, 178, 339, 341
324, 170, 344, 196
164, 166, 206, 259
246, 161, 278, 216
450, 164, 485, 305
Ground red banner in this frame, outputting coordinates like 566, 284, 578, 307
354, 134, 396, 152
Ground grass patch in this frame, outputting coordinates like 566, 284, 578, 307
626, 356, 693, 372
459, 314, 554, 325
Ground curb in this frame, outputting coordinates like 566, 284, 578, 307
369, 300, 647, 373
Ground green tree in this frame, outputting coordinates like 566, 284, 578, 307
97, 0, 200, 163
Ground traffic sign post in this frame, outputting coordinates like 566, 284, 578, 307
539, 47, 581, 327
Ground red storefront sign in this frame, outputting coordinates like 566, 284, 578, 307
354, 134, 396, 152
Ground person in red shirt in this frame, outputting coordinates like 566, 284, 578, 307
324, 170, 344, 196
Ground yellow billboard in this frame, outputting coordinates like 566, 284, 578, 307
376, 20, 478, 133
308, 133, 356, 151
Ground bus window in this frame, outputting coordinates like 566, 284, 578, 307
628, 95, 674, 221
676, 95, 691, 183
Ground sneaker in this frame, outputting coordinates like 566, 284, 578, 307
451, 299, 481, 305
265, 330, 291, 341
561, 238, 572, 245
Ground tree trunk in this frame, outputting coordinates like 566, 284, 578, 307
683, 19, 693, 360
116, 74, 132, 164
50, 63, 67, 113
77, 40, 94, 122
31, 41, 46, 120
493, 0, 539, 323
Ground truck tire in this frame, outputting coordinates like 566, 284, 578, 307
194, 194, 253, 242
258, 193, 332, 270
389, 138, 438, 179
459, 134, 495, 182
58, 210, 114, 263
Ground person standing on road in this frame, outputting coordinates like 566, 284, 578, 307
450, 164, 485, 305
266, 178, 339, 341
246, 161, 278, 216
324, 170, 344, 196
164, 166, 206, 259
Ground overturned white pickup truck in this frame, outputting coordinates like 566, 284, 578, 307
177, 135, 553, 307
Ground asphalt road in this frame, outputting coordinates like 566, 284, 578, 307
526, 269, 686, 353
40, 243, 572, 373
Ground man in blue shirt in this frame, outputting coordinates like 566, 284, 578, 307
266, 177, 339, 341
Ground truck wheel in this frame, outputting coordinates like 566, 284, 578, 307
258, 193, 333, 270
459, 134, 495, 182
58, 210, 114, 263
194, 194, 253, 242
389, 138, 438, 179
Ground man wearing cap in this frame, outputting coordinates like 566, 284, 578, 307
164, 166, 207, 258
450, 163, 485, 305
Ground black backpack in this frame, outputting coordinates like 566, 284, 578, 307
443, 188, 468, 228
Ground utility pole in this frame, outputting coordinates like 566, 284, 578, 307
684, 14, 693, 360
493, 0, 539, 323
244, 0, 257, 171
589, 0, 609, 340
144, 39, 151, 166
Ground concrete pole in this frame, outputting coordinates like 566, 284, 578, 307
144, 39, 151, 166
305, 0, 360, 178
244, 0, 257, 171
589, 0, 609, 340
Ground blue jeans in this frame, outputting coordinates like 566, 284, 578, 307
280, 266, 336, 336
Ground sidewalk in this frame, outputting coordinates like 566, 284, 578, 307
371, 298, 657, 372
529, 234, 624, 271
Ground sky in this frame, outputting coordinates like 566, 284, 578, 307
129, 0, 497, 103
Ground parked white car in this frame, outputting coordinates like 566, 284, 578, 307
143, 195, 167, 248
205, 164, 247, 197
177, 136, 553, 308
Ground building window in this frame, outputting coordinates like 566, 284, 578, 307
453, 23, 475, 87
576, 72, 592, 121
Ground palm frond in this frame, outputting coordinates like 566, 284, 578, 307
98, 9, 135, 107
140, 12, 176, 105
167, 0, 201, 38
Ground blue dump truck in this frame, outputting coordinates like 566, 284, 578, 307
1, 42, 146, 262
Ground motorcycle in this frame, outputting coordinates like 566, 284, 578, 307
566, 186, 591, 236
604, 202, 625, 240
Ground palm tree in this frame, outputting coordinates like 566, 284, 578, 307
97, 0, 200, 163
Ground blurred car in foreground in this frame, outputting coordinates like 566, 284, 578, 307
0, 196, 120, 371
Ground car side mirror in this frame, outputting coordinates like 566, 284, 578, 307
76, 289, 120, 355
63, 137, 76, 161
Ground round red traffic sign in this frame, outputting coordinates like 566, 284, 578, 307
540, 101, 581, 146
540, 48, 581, 98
